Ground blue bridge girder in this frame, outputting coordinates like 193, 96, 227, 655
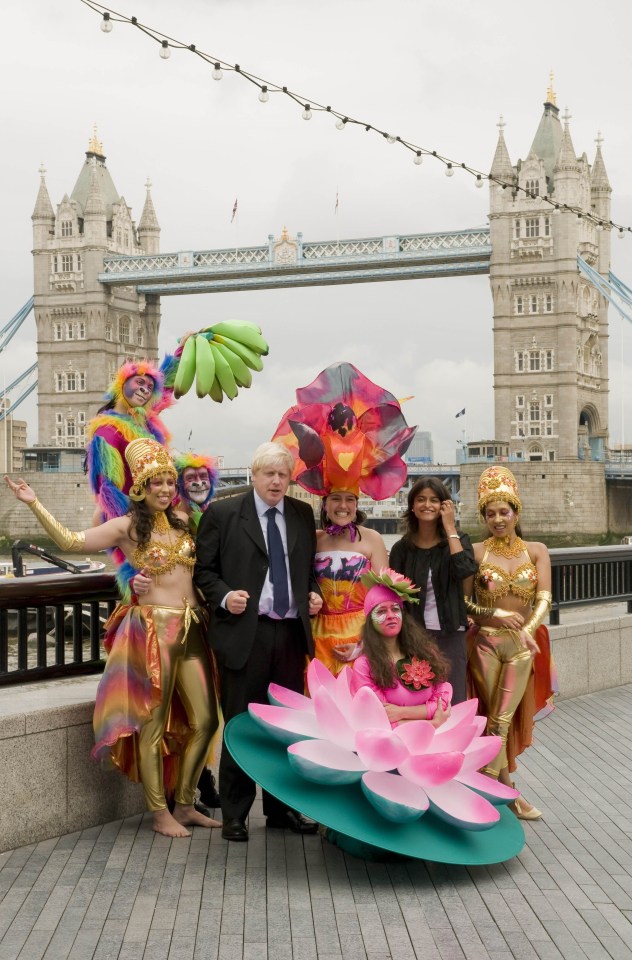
99, 227, 492, 295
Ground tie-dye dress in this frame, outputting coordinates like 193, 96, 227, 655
312, 550, 370, 675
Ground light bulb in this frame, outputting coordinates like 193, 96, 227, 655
335, 118, 347, 131
159, 41, 171, 59
413, 151, 423, 165
596, 222, 604, 231
553, 205, 560, 215
445, 164, 454, 177
302, 104, 312, 120
100, 12, 113, 32
475, 175, 484, 188
258, 86, 269, 103
618, 229, 625, 240
212, 62, 223, 80
386, 134, 396, 144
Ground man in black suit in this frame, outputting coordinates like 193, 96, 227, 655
194, 442, 323, 841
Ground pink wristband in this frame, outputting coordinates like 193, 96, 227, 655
425, 699, 437, 721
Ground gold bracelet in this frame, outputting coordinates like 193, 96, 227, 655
27, 498, 86, 552
523, 590, 552, 637
464, 596, 515, 621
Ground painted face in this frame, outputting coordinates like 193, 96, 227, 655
182, 466, 211, 505
370, 601, 403, 637
484, 501, 517, 537
325, 492, 357, 526
412, 487, 442, 523
144, 471, 176, 512
252, 462, 291, 507
123, 374, 155, 408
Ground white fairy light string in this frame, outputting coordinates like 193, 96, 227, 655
81, 0, 630, 237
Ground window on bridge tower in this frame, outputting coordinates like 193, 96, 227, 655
525, 218, 540, 238
515, 296, 524, 315
525, 179, 540, 197
61, 221, 72, 237
119, 318, 130, 343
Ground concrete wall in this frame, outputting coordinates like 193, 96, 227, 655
607, 481, 632, 537
549, 612, 632, 699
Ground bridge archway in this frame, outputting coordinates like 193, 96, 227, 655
578, 404, 605, 461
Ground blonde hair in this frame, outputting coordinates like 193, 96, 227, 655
251, 441, 294, 475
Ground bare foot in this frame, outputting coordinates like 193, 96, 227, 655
152, 809, 191, 838
173, 803, 222, 829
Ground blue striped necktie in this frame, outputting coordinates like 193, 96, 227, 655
265, 507, 290, 618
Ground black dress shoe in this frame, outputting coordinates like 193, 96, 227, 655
198, 768, 221, 808
266, 810, 318, 834
194, 799, 215, 818
222, 817, 248, 841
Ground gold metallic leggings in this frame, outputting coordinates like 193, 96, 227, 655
138, 605, 218, 812
468, 628, 533, 777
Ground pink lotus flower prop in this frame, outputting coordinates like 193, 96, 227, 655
249, 660, 519, 831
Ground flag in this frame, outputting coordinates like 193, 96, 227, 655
230, 197, 238, 223
334, 191, 339, 214
455, 408, 466, 418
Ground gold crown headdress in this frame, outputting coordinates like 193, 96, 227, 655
477, 465, 522, 515
125, 438, 177, 501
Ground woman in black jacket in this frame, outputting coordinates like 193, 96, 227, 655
389, 477, 477, 703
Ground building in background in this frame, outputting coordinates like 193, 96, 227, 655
406, 430, 434, 464
0, 400, 27, 472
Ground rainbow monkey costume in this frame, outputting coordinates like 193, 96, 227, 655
174, 452, 219, 531
86, 357, 177, 596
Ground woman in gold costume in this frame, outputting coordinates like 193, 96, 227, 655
463, 466, 555, 820
5, 438, 220, 839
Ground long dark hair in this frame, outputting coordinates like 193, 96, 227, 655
129, 489, 188, 548
401, 477, 451, 541
360, 611, 450, 690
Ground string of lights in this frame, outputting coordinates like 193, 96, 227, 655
80, 0, 630, 238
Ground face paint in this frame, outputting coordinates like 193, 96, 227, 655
182, 466, 211, 505
123, 375, 155, 408
370, 602, 403, 636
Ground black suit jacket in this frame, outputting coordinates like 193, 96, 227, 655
193, 489, 319, 670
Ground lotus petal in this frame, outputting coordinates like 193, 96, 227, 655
248, 703, 321, 745
392, 719, 435, 754
456, 770, 519, 805
361, 771, 429, 823
355, 729, 410, 771
332, 665, 354, 716
306, 658, 338, 699
268, 684, 314, 712
437, 698, 479, 732
427, 723, 478, 753
349, 685, 391, 733
460, 736, 503, 772
399, 751, 464, 787
288, 739, 367, 784
426, 780, 501, 830
313, 686, 356, 751
471, 715, 487, 737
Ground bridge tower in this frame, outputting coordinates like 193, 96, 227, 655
31, 130, 161, 451
488, 81, 611, 463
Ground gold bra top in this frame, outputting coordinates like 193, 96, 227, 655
474, 543, 538, 606
132, 531, 196, 577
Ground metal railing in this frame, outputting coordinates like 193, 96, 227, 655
549, 544, 632, 625
0, 572, 118, 685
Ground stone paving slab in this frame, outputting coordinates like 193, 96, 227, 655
1, 685, 632, 960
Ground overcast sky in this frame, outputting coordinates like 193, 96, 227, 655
2, 0, 632, 465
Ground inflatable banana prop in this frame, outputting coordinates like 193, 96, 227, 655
173, 321, 269, 402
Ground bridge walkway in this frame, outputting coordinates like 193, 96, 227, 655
1, 684, 631, 960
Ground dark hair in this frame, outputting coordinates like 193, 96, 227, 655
319, 495, 367, 533
401, 476, 451, 541
360, 610, 450, 690
96, 398, 117, 415
479, 501, 523, 539
129, 486, 188, 549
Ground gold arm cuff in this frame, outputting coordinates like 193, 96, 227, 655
464, 596, 514, 621
523, 590, 552, 637
27, 498, 86, 552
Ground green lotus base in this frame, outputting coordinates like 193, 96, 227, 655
224, 713, 525, 865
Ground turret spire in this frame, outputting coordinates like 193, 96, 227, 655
31, 163, 55, 221
490, 115, 514, 179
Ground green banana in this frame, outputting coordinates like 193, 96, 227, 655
209, 321, 269, 355
212, 334, 264, 372
195, 334, 216, 397
210, 341, 238, 400
173, 335, 197, 398
206, 319, 263, 335
213, 340, 252, 388
208, 376, 224, 403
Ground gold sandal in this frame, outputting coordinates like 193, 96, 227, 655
509, 782, 542, 820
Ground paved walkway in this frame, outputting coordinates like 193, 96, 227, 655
1, 685, 632, 960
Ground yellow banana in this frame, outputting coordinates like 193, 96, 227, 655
210, 341, 238, 400
212, 334, 264, 372
213, 341, 252, 388
173, 335, 197, 398
208, 376, 224, 403
209, 321, 269, 355
195, 334, 216, 397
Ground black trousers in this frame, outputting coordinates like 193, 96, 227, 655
426, 628, 467, 705
218, 616, 306, 821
